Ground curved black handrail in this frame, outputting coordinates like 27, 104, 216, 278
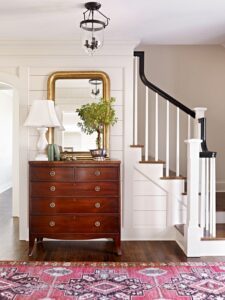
134, 51, 196, 119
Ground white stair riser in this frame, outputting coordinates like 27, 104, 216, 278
216, 211, 225, 224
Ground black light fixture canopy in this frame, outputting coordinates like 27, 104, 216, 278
80, 2, 110, 54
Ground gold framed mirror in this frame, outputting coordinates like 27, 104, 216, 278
47, 71, 110, 159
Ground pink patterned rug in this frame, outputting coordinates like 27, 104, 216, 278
0, 262, 225, 299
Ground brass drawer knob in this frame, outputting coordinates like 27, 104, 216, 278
95, 186, 101, 192
94, 170, 101, 176
49, 221, 55, 227
95, 202, 101, 208
50, 170, 56, 177
95, 221, 101, 227
49, 202, 56, 208
50, 186, 56, 192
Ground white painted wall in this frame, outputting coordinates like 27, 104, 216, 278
0, 89, 13, 193
0, 41, 136, 240
136, 45, 225, 189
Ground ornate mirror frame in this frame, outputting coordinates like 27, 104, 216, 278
47, 71, 110, 158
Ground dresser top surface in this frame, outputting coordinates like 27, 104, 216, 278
29, 160, 121, 167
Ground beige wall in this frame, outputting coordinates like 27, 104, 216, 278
136, 45, 225, 190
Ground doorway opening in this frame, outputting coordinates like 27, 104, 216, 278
0, 82, 18, 225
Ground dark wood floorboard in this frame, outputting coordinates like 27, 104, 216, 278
1, 189, 225, 262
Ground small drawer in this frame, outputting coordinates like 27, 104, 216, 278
30, 182, 75, 197
30, 197, 119, 214
75, 182, 119, 197
76, 167, 119, 181
30, 167, 74, 182
30, 215, 119, 234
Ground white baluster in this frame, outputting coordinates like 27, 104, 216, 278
205, 158, 209, 232
166, 101, 169, 177
145, 87, 149, 161
200, 158, 206, 232
209, 157, 216, 237
188, 115, 191, 139
134, 57, 138, 145
176, 107, 180, 177
155, 93, 159, 161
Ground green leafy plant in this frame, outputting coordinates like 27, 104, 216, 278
76, 97, 117, 149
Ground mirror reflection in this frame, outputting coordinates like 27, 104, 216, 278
54, 79, 103, 152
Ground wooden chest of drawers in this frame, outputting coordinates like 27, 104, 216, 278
29, 160, 121, 255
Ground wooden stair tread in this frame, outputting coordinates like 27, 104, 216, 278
130, 144, 144, 148
139, 160, 165, 164
160, 176, 186, 180
201, 224, 225, 240
182, 192, 201, 196
175, 224, 184, 236
175, 224, 225, 240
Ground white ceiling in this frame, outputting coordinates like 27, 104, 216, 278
1, 0, 225, 44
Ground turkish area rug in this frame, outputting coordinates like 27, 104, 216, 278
0, 262, 225, 299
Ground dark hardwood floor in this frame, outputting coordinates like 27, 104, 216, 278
1, 189, 225, 262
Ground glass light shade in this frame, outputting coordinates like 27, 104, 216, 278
81, 29, 104, 55
24, 100, 61, 127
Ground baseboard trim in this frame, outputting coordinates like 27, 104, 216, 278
121, 227, 175, 240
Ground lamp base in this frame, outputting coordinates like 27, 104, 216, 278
36, 127, 48, 161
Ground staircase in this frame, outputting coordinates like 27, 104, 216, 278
131, 51, 225, 257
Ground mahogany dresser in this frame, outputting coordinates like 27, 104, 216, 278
29, 160, 121, 255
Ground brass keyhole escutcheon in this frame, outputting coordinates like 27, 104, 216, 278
50, 186, 56, 192
49, 202, 56, 208
94, 170, 101, 176
95, 186, 100, 192
49, 221, 55, 227
95, 202, 101, 208
50, 170, 56, 176
95, 221, 101, 227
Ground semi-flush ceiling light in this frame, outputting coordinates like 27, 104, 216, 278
80, 2, 110, 54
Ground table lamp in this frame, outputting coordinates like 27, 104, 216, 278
24, 100, 61, 160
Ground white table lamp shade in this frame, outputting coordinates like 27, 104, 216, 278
24, 100, 61, 161
24, 100, 61, 127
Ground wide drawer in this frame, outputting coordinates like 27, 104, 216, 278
76, 167, 119, 181
30, 167, 74, 182
30, 215, 119, 233
30, 182, 119, 197
31, 197, 119, 214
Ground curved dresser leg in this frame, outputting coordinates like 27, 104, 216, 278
29, 235, 35, 256
114, 236, 122, 256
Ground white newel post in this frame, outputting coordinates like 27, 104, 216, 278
193, 107, 207, 138
184, 139, 202, 257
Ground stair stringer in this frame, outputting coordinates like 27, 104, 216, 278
135, 163, 186, 224
122, 147, 186, 240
